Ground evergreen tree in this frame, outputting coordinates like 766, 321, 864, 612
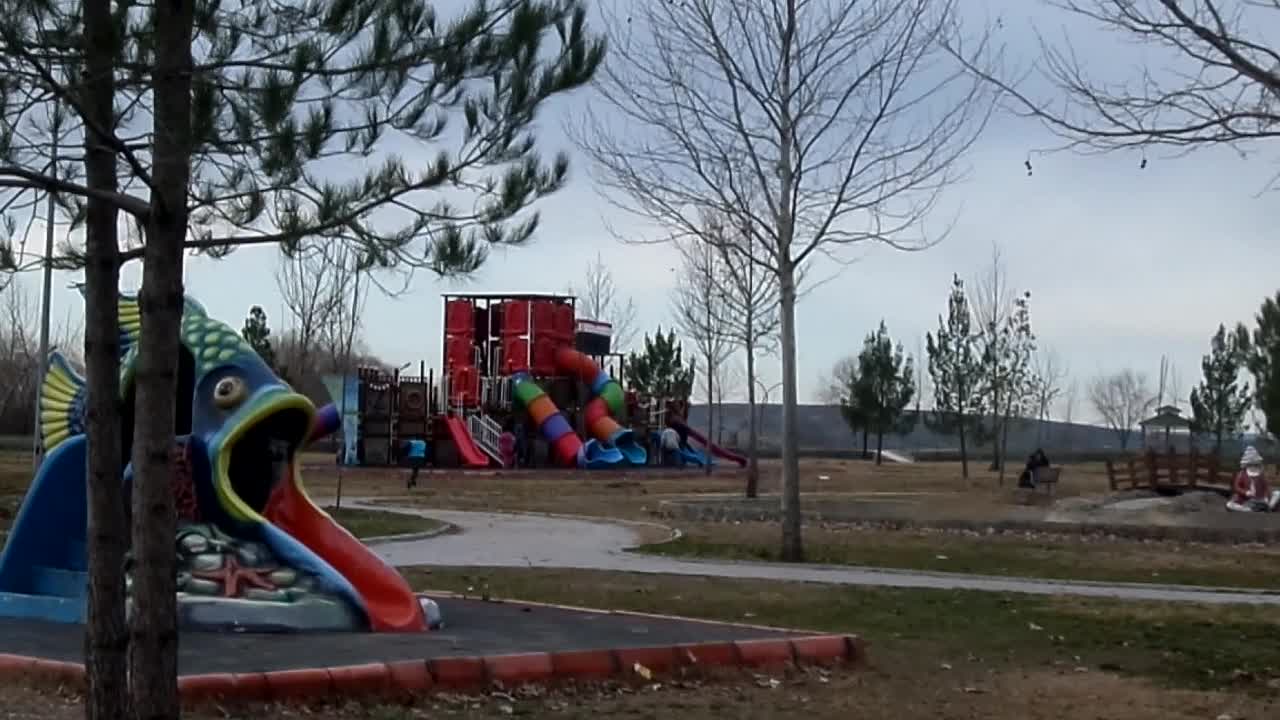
926, 275, 985, 478
624, 327, 695, 401
1190, 324, 1252, 452
838, 365, 871, 458
983, 291, 1037, 484
1240, 292, 1280, 437
241, 306, 277, 371
855, 321, 916, 465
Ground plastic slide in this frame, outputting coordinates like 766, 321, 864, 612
670, 418, 748, 467
511, 372, 586, 467
0, 436, 90, 622
444, 415, 490, 468
554, 347, 647, 465
264, 468, 427, 632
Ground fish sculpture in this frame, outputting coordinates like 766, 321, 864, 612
0, 292, 429, 632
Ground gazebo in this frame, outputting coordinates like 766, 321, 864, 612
1139, 405, 1193, 449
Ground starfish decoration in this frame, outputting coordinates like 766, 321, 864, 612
191, 554, 279, 598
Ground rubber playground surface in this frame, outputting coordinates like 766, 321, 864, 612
0, 595, 861, 702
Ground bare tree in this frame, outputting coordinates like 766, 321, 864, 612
575, 0, 995, 561
817, 356, 859, 405
276, 244, 357, 381
672, 237, 735, 476
964, 1, 1280, 166
570, 252, 638, 352
1089, 369, 1156, 450
709, 355, 745, 446
704, 214, 781, 497
1033, 348, 1067, 443
971, 242, 1014, 470
1062, 376, 1080, 449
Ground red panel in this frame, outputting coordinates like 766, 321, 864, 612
449, 365, 479, 407
531, 336, 558, 376
554, 304, 575, 340
445, 335, 473, 369
445, 299, 474, 335
502, 336, 529, 373
531, 300, 556, 337
503, 300, 530, 335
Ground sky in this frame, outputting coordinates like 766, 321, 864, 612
7, 0, 1280, 423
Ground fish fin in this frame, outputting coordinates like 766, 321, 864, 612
40, 351, 87, 455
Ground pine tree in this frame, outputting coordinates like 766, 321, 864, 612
241, 306, 277, 371
984, 291, 1036, 484
1190, 324, 1251, 453
0, 2, 604, 716
855, 321, 916, 465
926, 275, 985, 478
1240, 292, 1280, 437
624, 327, 695, 402
838, 365, 871, 458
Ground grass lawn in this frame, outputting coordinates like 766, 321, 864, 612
641, 522, 1280, 590
402, 568, 1280, 694
324, 506, 448, 539
7, 567, 1278, 719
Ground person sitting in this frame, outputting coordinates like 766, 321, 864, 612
1227, 446, 1280, 512
498, 430, 516, 469
660, 427, 682, 467
402, 437, 428, 489
1018, 448, 1051, 489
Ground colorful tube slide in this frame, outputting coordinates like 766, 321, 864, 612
554, 347, 647, 465
513, 372, 582, 467
669, 418, 748, 467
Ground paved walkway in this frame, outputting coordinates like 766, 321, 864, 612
352, 500, 1280, 606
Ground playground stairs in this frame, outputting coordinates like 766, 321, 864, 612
467, 412, 506, 467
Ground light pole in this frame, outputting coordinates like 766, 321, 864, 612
31, 139, 57, 469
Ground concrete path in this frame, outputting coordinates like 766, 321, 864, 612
352, 500, 1280, 606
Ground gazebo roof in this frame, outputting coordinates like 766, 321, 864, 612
1140, 405, 1192, 430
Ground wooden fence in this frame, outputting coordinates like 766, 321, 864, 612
1105, 449, 1237, 494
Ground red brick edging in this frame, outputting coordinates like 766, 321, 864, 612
0, 601, 865, 704
0, 635, 862, 703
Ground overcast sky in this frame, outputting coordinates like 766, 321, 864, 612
9, 0, 1280, 422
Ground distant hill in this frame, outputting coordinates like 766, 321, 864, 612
684, 403, 1259, 460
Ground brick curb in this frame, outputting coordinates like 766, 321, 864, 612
0, 636, 862, 703
0, 626, 863, 706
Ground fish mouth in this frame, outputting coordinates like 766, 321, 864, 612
215, 393, 315, 519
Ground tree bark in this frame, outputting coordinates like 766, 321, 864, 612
129, 1, 193, 717
958, 414, 970, 479
778, 266, 803, 562
704, 349, 714, 477
81, 0, 129, 713
875, 426, 884, 466
744, 337, 759, 498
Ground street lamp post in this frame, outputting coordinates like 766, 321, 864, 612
31, 140, 57, 469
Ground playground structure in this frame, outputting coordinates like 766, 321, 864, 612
334, 292, 747, 470
0, 292, 431, 632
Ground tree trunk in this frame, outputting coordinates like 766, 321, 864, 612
861, 429, 869, 458
875, 425, 884, 466
82, 0, 130, 712
129, 1, 193, 717
778, 266, 803, 562
999, 400, 1013, 486
744, 338, 759, 498
704, 348, 714, 477
958, 420, 969, 479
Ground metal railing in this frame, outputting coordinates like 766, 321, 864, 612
467, 412, 506, 466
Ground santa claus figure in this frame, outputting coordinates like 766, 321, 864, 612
1227, 446, 1280, 512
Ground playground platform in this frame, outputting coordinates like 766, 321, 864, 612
0, 594, 863, 703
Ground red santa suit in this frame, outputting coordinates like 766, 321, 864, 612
1231, 469, 1271, 506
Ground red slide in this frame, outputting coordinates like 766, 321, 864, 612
265, 476, 426, 632
445, 415, 490, 468
673, 419, 748, 467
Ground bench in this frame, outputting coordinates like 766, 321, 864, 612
1033, 466, 1061, 495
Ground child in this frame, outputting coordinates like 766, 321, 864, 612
1227, 446, 1280, 512
403, 437, 428, 489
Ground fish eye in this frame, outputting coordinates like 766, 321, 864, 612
213, 376, 247, 409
